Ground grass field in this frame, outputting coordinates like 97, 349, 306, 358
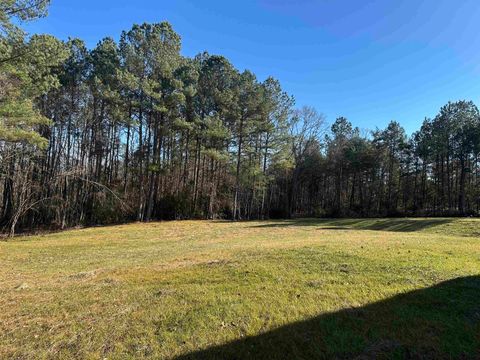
1, 218, 479, 359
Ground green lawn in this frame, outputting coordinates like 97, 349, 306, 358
1, 218, 479, 359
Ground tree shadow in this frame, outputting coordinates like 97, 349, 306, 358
174, 276, 480, 359
250, 218, 454, 233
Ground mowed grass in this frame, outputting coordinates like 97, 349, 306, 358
1, 218, 479, 359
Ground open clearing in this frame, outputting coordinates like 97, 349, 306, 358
1, 218, 479, 359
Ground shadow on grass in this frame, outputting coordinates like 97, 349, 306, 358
174, 276, 480, 359
250, 218, 454, 233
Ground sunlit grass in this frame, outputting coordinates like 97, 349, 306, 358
1, 218, 479, 359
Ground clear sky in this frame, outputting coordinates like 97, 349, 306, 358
24, 0, 480, 134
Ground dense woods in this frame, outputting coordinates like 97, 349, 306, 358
1, 1, 480, 235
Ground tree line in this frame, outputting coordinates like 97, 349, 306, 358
1, 1, 480, 235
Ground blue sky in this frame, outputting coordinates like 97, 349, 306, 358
24, 0, 480, 134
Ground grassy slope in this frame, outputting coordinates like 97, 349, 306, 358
1, 218, 479, 359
